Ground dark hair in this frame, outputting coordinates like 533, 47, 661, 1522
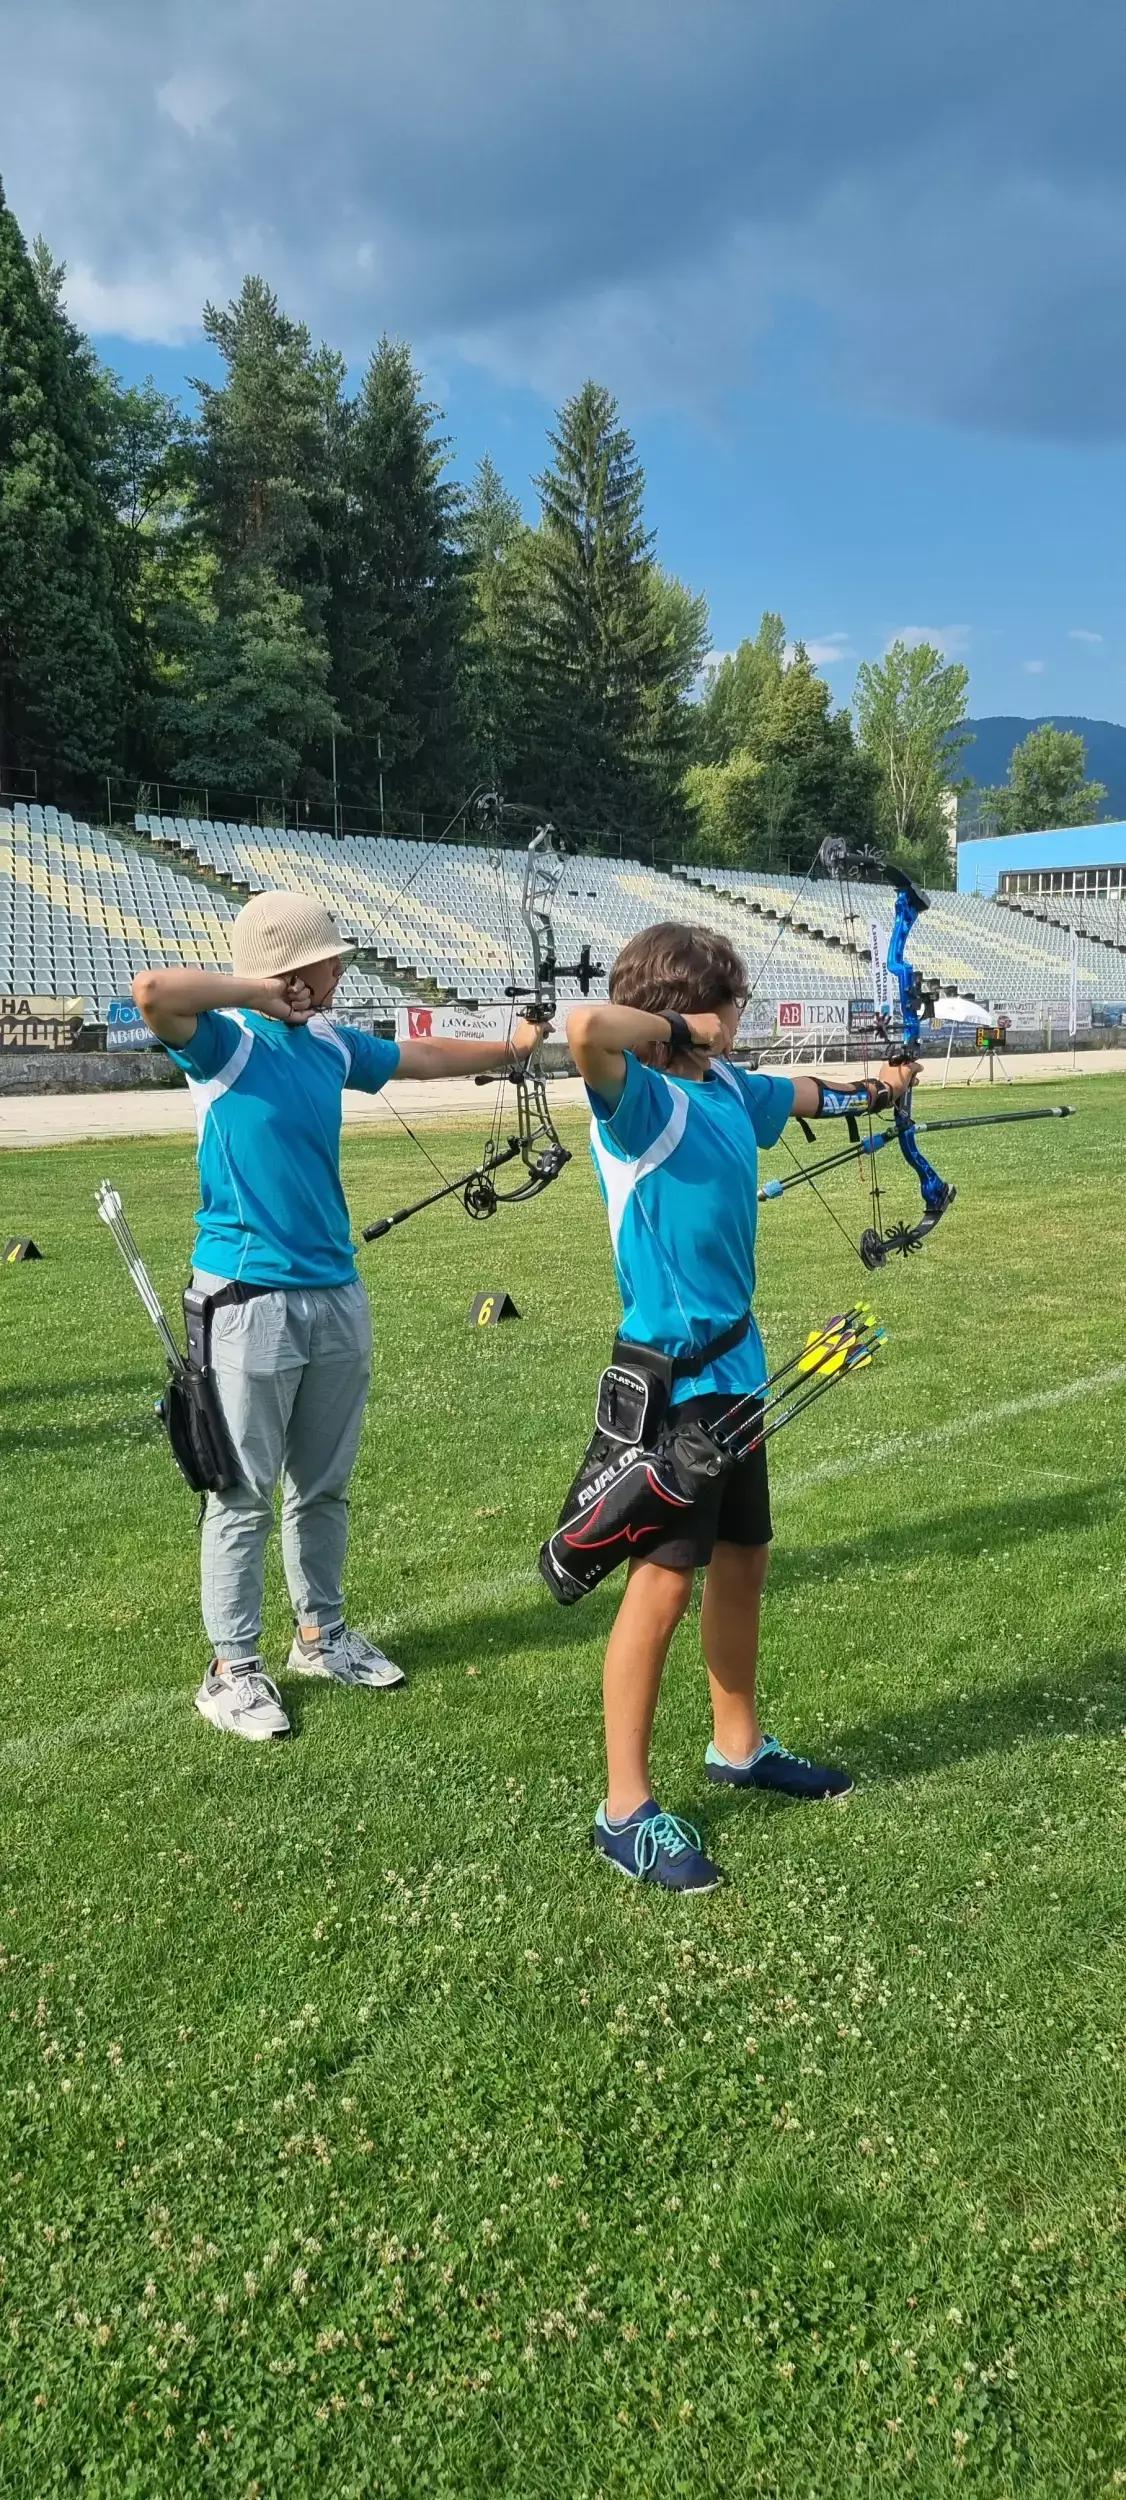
608, 921, 749, 1016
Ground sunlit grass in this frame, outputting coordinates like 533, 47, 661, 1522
0, 1079, 1123, 2496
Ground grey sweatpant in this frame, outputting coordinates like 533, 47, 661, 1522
196, 1274, 373, 1657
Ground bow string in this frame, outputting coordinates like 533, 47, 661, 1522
747, 836, 1075, 1267
363, 796, 599, 1241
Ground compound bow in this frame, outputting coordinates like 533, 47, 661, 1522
755, 837, 1076, 1270
363, 807, 600, 1241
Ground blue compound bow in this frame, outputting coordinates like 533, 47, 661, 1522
758, 838, 1076, 1270
830, 840, 955, 1268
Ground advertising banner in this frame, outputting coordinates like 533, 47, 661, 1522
0, 993, 84, 1050
777, 1000, 850, 1033
106, 999, 160, 1051
394, 1003, 511, 1043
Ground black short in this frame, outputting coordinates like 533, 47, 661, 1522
644, 1394, 772, 1572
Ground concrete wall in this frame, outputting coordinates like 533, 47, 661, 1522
0, 1050, 185, 1097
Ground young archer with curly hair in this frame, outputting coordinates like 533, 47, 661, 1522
566, 921, 917, 1893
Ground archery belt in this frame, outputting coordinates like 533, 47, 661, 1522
542, 1313, 752, 1604
539, 1307, 886, 1605
158, 1286, 263, 1496
595, 1310, 751, 1448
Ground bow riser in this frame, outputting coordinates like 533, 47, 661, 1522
364, 812, 591, 1235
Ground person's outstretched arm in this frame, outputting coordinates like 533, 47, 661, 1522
394, 1016, 545, 1082
789, 1058, 921, 1123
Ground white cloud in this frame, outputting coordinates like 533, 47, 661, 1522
1023, 658, 1047, 674
1069, 628, 1104, 645
803, 634, 856, 666
885, 625, 971, 659
64, 251, 239, 343
156, 70, 232, 138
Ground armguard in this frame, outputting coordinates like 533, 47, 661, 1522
811, 1078, 892, 1119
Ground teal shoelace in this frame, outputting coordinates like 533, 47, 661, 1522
632, 1811, 703, 1875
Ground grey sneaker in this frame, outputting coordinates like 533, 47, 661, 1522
287, 1623, 405, 1690
195, 1659, 292, 1741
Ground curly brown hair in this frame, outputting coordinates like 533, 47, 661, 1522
608, 921, 749, 1016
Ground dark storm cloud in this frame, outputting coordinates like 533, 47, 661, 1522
5, 0, 1124, 436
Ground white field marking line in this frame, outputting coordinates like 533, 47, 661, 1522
784, 1363, 1126, 1492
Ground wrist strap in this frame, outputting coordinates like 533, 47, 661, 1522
664, 1011, 695, 1056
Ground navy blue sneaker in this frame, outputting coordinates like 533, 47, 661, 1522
592, 1799, 724, 1892
705, 1735, 854, 1800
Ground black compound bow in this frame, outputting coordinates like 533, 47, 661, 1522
363, 804, 600, 1241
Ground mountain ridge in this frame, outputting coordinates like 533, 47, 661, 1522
960, 715, 1126, 820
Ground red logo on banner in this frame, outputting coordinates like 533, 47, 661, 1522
779, 1002, 802, 1029
407, 1007, 433, 1038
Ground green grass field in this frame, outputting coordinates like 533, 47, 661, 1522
1, 1079, 1124, 2499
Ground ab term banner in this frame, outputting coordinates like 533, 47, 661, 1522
777, 1001, 850, 1033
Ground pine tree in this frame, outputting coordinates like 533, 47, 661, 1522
516, 381, 675, 840
192, 277, 345, 622
172, 277, 345, 795
0, 182, 127, 778
159, 570, 337, 793
328, 338, 467, 814
461, 454, 528, 786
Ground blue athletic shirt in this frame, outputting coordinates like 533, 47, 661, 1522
164, 1009, 400, 1287
586, 1053, 795, 1405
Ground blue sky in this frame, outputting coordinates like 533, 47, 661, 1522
6, 0, 1125, 723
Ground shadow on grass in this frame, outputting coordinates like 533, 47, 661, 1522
691, 1654, 1126, 1835
765, 1483, 1121, 1596
384, 1483, 1118, 1685
0, 1370, 155, 1412
0, 1408, 162, 1456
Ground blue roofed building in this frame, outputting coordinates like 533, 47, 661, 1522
957, 823, 1126, 897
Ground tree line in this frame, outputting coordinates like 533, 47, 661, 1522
0, 181, 1108, 879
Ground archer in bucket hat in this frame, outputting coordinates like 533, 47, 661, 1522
133, 890, 545, 1744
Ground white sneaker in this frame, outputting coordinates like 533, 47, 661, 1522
195, 1659, 292, 1741
287, 1623, 405, 1690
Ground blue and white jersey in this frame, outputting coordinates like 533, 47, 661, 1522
165, 1010, 400, 1288
586, 1053, 795, 1405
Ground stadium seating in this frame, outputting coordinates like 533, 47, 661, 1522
0, 807, 394, 1022
680, 862, 1112, 1015
4, 800, 1122, 1035
132, 815, 872, 1017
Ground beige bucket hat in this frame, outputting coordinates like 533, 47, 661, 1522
230, 891, 356, 979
